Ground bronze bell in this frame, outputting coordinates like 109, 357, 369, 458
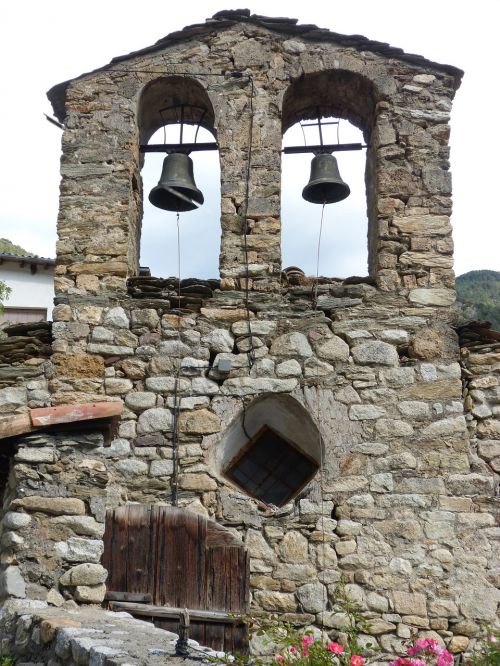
302, 153, 350, 204
149, 152, 204, 212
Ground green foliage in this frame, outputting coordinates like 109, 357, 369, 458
465, 626, 500, 666
0, 657, 14, 666
0, 237, 33, 257
212, 579, 375, 666
456, 270, 500, 329
0, 280, 11, 313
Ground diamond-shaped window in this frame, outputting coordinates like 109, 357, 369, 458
224, 425, 319, 506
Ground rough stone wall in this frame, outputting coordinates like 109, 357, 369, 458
1, 288, 498, 659
0, 11, 498, 664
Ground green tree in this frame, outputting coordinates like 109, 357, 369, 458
0, 280, 11, 313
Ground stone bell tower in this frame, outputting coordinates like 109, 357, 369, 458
0, 9, 498, 664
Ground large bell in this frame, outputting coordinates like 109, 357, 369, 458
302, 153, 350, 204
149, 152, 204, 212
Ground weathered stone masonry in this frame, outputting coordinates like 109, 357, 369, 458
0, 10, 498, 663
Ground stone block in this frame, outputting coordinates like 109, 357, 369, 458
270, 332, 312, 358
52, 353, 104, 378
137, 407, 173, 433
178, 408, 221, 434
393, 214, 451, 236
104, 378, 133, 395
60, 563, 108, 586
0, 386, 27, 413
253, 591, 296, 612
2, 511, 31, 530
124, 391, 157, 411
246, 529, 275, 560
232, 320, 276, 336
116, 459, 148, 476
279, 531, 309, 562
149, 460, 174, 477
0, 565, 26, 599
50, 516, 104, 537
46, 589, 65, 607
446, 474, 495, 496
179, 473, 217, 491
40, 618, 81, 644
103, 307, 129, 328
201, 328, 234, 352
55, 537, 104, 563
12, 496, 86, 516
352, 341, 398, 366
276, 359, 302, 378
349, 404, 385, 420
409, 288, 455, 306
201, 308, 253, 323
296, 582, 327, 613
375, 419, 413, 437
15, 447, 56, 464
393, 590, 427, 616
221, 377, 297, 396
315, 335, 350, 362
74, 583, 106, 603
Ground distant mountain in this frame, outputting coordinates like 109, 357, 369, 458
455, 270, 500, 330
0, 238, 34, 257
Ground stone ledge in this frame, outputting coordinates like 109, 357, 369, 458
0, 600, 215, 665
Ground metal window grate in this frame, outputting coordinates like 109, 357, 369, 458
225, 425, 318, 506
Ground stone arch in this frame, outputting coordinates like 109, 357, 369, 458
281, 70, 379, 278
282, 69, 378, 136
217, 393, 322, 505
138, 76, 216, 145
136, 76, 220, 278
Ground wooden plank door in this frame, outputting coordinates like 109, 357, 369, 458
103, 505, 249, 652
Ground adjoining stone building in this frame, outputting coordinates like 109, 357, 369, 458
0, 10, 499, 664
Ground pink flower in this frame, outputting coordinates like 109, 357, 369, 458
301, 635, 314, 648
436, 651, 454, 666
327, 642, 344, 654
389, 659, 414, 666
275, 656, 284, 663
290, 646, 298, 654
350, 657, 365, 666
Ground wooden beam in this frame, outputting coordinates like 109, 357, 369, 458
0, 401, 123, 442
0, 413, 33, 440
107, 601, 243, 624
30, 402, 123, 427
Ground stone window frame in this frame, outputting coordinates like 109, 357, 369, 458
223, 423, 320, 506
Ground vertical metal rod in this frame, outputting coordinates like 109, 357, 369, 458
180, 105, 184, 145
317, 109, 324, 147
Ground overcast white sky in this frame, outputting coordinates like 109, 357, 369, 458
1, 1, 499, 280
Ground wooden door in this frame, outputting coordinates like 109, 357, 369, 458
103, 505, 249, 652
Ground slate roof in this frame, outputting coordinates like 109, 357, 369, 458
0, 254, 55, 266
48, 9, 464, 121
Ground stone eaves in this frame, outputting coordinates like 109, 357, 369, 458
47, 9, 464, 122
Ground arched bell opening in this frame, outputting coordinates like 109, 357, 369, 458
217, 394, 322, 507
136, 77, 221, 279
280, 70, 378, 280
